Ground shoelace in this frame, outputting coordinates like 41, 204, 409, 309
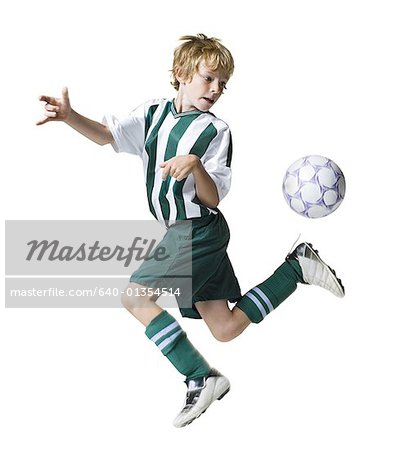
288, 233, 302, 255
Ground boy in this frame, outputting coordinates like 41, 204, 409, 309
37, 34, 345, 428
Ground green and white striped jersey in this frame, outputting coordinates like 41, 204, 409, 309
103, 98, 233, 225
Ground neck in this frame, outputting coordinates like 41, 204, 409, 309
174, 91, 198, 114
174, 94, 183, 113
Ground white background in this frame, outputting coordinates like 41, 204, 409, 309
1, 0, 409, 448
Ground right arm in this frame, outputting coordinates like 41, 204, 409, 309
36, 87, 114, 146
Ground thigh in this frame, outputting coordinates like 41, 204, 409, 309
195, 299, 232, 324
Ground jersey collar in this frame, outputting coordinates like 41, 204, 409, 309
171, 100, 205, 119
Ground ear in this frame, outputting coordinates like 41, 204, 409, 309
174, 67, 186, 85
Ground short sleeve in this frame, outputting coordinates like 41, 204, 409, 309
201, 126, 233, 202
102, 102, 147, 156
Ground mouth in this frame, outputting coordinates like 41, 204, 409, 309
202, 97, 215, 105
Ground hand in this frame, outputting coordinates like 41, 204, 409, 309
160, 155, 200, 181
36, 86, 72, 126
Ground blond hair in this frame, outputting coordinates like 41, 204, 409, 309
170, 34, 234, 90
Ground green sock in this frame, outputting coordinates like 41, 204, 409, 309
236, 259, 303, 323
145, 310, 211, 381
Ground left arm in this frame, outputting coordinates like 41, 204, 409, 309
160, 155, 219, 209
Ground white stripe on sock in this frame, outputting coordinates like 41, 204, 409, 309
157, 329, 184, 351
253, 287, 274, 312
245, 291, 268, 318
151, 321, 180, 344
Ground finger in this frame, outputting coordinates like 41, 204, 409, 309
38, 95, 57, 104
176, 169, 189, 181
36, 116, 50, 126
44, 111, 58, 118
45, 104, 60, 112
62, 86, 69, 103
163, 156, 175, 165
173, 167, 184, 181
162, 164, 170, 180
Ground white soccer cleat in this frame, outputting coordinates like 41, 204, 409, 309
173, 368, 230, 428
286, 242, 345, 298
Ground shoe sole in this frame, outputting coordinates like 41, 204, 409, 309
305, 242, 345, 298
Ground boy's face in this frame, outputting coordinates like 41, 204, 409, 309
177, 60, 228, 112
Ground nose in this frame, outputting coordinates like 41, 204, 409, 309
210, 80, 220, 94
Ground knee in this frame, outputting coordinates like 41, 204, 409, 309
211, 322, 239, 343
121, 283, 154, 312
120, 290, 140, 312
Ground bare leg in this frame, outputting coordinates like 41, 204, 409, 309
121, 283, 251, 342
195, 300, 251, 342
121, 282, 213, 384
121, 282, 163, 326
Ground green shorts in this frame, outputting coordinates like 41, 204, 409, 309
130, 210, 242, 319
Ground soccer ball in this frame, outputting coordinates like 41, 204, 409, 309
282, 155, 346, 218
